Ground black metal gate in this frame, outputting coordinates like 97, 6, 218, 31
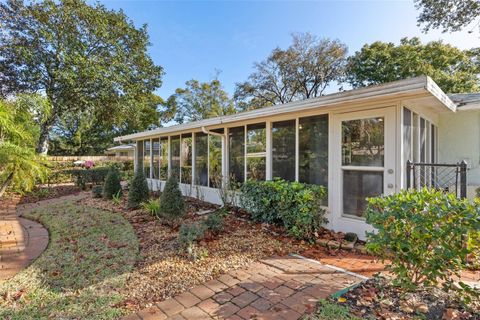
406, 160, 467, 199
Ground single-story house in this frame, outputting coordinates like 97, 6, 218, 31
105, 144, 135, 158
114, 76, 480, 238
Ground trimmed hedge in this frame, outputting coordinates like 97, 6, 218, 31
127, 170, 149, 209
103, 168, 122, 199
158, 176, 186, 224
240, 179, 327, 241
67, 167, 110, 189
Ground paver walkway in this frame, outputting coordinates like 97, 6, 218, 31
0, 193, 84, 282
124, 255, 365, 320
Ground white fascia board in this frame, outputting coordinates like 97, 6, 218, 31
115, 76, 451, 142
425, 76, 457, 112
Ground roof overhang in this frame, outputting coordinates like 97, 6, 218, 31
115, 76, 456, 142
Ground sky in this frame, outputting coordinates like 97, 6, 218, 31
97, 0, 480, 99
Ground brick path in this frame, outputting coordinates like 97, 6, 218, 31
124, 255, 365, 320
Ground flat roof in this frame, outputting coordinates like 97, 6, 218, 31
115, 76, 456, 142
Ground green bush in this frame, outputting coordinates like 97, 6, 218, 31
92, 185, 103, 198
240, 179, 327, 240
142, 198, 160, 217
204, 209, 226, 234
158, 176, 186, 224
102, 168, 122, 199
366, 188, 480, 291
178, 222, 206, 250
127, 170, 149, 209
68, 167, 110, 189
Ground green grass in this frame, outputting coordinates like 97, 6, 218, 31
304, 299, 361, 320
0, 201, 139, 320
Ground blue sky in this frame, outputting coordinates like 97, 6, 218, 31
98, 0, 479, 98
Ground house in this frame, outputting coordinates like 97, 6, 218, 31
105, 144, 135, 158
114, 76, 480, 238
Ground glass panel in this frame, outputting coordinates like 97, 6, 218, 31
403, 108, 412, 163
152, 138, 160, 179
420, 118, 426, 163
431, 124, 436, 163
181, 134, 192, 184
246, 123, 266, 153
342, 117, 384, 167
195, 132, 208, 186
247, 157, 266, 181
412, 113, 419, 162
144, 140, 151, 178
170, 136, 180, 180
160, 138, 168, 180
299, 115, 328, 187
272, 120, 296, 181
136, 140, 144, 173
209, 135, 222, 187
343, 170, 383, 217
228, 126, 245, 183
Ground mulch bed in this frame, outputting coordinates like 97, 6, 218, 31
82, 193, 305, 311
17, 184, 81, 204
336, 276, 480, 320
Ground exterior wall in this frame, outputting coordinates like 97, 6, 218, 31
438, 109, 480, 198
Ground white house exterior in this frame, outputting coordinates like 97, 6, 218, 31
115, 76, 479, 238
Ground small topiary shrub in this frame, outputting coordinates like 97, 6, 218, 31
141, 198, 160, 217
366, 188, 480, 293
102, 168, 122, 199
92, 185, 103, 198
158, 176, 186, 225
178, 222, 206, 253
204, 209, 226, 234
127, 170, 149, 209
240, 179, 327, 241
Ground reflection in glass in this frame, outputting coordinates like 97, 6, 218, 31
272, 120, 296, 181
152, 138, 160, 179
299, 115, 328, 187
136, 140, 144, 173
246, 123, 266, 153
170, 136, 180, 180
144, 140, 151, 178
342, 117, 384, 166
209, 134, 222, 187
181, 134, 192, 184
195, 132, 208, 186
160, 138, 168, 180
229, 126, 245, 183
403, 108, 412, 164
343, 170, 383, 217
247, 157, 266, 181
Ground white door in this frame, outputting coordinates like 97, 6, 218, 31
331, 107, 396, 238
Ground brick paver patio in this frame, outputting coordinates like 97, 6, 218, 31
124, 255, 366, 320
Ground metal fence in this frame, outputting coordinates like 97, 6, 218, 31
406, 160, 467, 198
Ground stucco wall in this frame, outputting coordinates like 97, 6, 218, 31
438, 109, 480, 195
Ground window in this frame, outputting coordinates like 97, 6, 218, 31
152, 138, 160, 179
228, 126, 245, 183
209, 129, 223, 187
403, 108, 412, 166
299, 115, 328, 187
160, 137, 168, 180
136, 140, 144, 173
170, 136, 180, 180
342, 117, 384, 167
272, 120, 296, 181
246, 123, 266, 181
144, 140, 151, 178
181, 134, 192, 184
420, 118, 426, 163
195, 132, 208, 186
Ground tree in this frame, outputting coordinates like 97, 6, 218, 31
103, 168, 122, 199
162, 77, 236, 124
234, 33, 347, 110
0, 100, 49, 197
127, 169, 149, 209
415, 0, 480, 33
346, 38, 480, 93
0, 0, 163, 154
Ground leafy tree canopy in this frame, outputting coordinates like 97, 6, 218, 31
346, 37, 480, 93
415, 0, 480, 34
162, 77, 236, 124
0, 0, 163, 154
234, 32, 348, 110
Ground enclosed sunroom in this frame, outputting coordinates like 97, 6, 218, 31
115, 76, 468, 238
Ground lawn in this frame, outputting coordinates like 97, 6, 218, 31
0, 200, 139, 320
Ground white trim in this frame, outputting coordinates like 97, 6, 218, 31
266, 121, 272, 180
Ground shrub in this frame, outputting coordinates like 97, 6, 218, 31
68, 167, 110, 189
92, 185, 103, 198
112, 190, 122, 205
178, 222, 206, 250
102, 168, 122, 199
158, 176, 186, 224
240, 179, 327, 240
366, 188, 480, 291
127, 170, 149, 209
204, 209, 226, 234
142, 198, 160, 217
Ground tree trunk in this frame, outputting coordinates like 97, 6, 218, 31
36, 118, 55, 155
0, 172, 14, 199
